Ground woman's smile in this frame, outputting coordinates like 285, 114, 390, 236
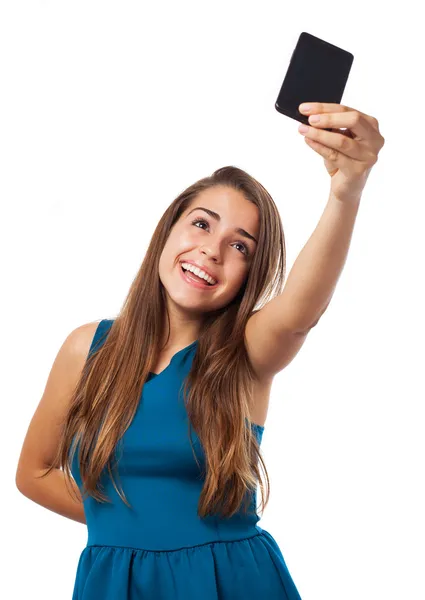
178, 263, 219, 291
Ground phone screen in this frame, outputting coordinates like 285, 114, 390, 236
275, 32, 354, 128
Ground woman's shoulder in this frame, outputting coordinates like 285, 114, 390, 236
65, 321, 99, 360
69, 319, 121, 364
69, 319, 113, 361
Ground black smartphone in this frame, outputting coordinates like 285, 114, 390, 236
275, 32, 354, 131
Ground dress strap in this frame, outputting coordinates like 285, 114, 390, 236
88, 319, 114, 359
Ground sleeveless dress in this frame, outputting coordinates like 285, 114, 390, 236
70, 319, 302, 599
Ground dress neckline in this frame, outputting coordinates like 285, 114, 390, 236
146, 340, 265, 431
147, 340, 198, 379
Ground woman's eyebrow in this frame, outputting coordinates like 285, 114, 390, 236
187, 207, 258, 244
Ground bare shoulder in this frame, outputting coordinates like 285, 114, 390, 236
68, 320, 101, 361
44, 320, 101, 380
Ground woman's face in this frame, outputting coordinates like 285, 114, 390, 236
158, 185, 260, 317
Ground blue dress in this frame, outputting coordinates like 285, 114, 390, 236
71, 319, 302, 599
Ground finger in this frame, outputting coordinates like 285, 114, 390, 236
299, 102, 356, 114
330, 128, 355, 140
303, 136, 354, 170
333, 128, 355, 139
307, 110, 374, 141
299, 103, 379, 131
299, 125, 366, 161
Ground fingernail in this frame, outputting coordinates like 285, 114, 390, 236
299, 104, 312, 113
309, 115, 320, 123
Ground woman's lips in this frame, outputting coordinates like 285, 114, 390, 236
179, 265, 218, 290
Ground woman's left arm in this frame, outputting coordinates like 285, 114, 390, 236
244, 103, 385, 378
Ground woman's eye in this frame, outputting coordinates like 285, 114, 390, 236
191, 218, 208, 230
190, 217, 249, 256
234, 242, 249, 255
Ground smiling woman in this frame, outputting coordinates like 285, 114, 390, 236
16, 166, 303, 600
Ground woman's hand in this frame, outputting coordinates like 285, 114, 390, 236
298, 102, 385, 203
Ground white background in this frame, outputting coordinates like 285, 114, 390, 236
2, 1, 423, 599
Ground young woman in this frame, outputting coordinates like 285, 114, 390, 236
16, 103, 384, 599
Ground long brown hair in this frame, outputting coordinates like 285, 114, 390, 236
42, 166, 286, 519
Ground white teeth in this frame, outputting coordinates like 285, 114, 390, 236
181, 262, 217, 285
